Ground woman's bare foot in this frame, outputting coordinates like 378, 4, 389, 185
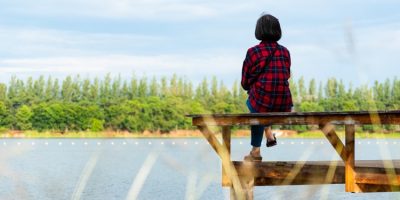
265, 127, 277, 147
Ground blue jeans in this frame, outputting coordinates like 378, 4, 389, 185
246, 100, 266, 147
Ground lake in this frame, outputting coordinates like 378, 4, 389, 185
1, 138, 400, 200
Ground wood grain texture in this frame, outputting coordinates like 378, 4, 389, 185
189, 110, 400, 126
222, 126, 232, 187
189, 111, 400, 194
320, 123, 347, 161
232, 160, 400, 188
345, 124, 360, 192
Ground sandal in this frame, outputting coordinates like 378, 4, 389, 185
266, 134, 277, 147
243, 152, 262, 162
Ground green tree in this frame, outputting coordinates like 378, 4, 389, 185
170, 74, 178, 96
100, 73, 112, 101
0, 83, 6, 101
308, 79, 316, 101
0, 101, 10, 128
52, 79, 60, 100
89, 118, 104, 132
90, 78, 99, 101
130, 74, 138, 99
61, 76, 73, 102
149, 76, 158, 96
211, 76, 218, 98
44, 76, 53, 102
81, 78, 91, 101
289, 78, 299, 110
298, 76, 306, 102
392, 77, 400, 109
183, 79, 193, 98
15, 105, 33, 130
33, 75, 45, 102
111, 75, 122, 100
317, 81, 323, 101
160, 76, 168, 97
299, 101, 324, 112
121, 80, 130, 99
138, 76, 148, 97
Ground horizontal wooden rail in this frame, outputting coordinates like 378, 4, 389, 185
188, 110, 400, 126
233, 160, 400, 192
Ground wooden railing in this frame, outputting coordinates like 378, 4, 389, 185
188, 110, 400, 200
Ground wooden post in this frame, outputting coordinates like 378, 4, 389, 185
345, 123, 360, 192
240, 175, 254, 200
222, 126, 253, 200
222, 126, 232, 186
198, 125, 246, 199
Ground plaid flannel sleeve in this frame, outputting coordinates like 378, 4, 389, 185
241, 49, 255, 91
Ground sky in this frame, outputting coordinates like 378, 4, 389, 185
0, 0, 399, 87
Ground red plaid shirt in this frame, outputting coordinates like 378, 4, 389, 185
241, 41, 293, 112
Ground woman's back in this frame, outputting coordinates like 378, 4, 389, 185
242, 41, 292, 112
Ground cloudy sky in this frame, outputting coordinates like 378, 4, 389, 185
0, 0, 399, 86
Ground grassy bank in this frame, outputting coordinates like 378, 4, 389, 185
1, 130, 400, 139
0, 130, 201, 138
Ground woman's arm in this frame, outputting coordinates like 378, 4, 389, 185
241, 49, 256, 91
286, 49, 291, 77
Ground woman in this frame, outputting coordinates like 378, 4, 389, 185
241, 14, 293, 162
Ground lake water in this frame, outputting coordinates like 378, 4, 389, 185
1, 138, 400, 200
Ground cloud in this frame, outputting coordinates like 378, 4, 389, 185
1, 0, 223, 20
282, 20, 400, 85
0, 0, 340, 21
1, 20, 399, 86
0, 53, 244, 85
0, 26, 166, 57
0, 0, 399, 87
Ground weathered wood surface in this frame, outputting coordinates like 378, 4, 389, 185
188, 110, 400, 126
187, 110, 400, 196
232, 160, 400, 192
222, 126, 232, 186
320, 123, 347, 161
345, 124, 359, 192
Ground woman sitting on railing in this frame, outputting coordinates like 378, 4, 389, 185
241, 13, 293, 162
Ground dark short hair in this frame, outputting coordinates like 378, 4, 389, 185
255, 14, 282, 41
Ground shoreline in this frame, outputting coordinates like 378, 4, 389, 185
2, 130, 400, 139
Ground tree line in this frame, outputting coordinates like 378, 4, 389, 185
0, 74, 399, 133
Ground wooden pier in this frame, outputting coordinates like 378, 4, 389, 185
188, 111, 400, 200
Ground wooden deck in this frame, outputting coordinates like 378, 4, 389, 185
188, 110, 400, 200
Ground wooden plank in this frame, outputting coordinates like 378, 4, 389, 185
357, 184, 400, 192
189, 111, 400, 126
356, 159, 400, 193
320, 123, 347, 161
345, 124, 360, 192
222, 126, 232, 187
356, 173, 400, 185
188, 110, 400, 118
231, 160, 400, 188
233, 161, 345, 186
